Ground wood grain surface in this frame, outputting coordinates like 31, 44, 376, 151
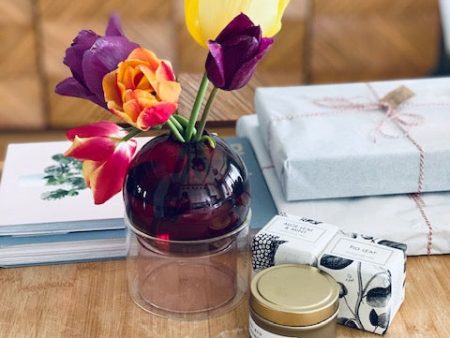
0, 0, 443, 130
1, 128, 450, 337
0, 0, 45, 130
0, 254, 449, 337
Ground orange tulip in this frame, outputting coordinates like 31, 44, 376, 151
103, 48, 181, 131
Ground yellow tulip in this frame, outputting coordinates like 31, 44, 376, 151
185, 0, 290, 48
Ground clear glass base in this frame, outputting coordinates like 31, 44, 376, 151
126, 211, 251, 320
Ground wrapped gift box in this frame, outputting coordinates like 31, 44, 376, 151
255, 77, 450, 201
237, 115, 450, 256
318, 232, 406, 335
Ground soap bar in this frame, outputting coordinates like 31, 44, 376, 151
251, 214, 339, 271
318, 232, 407, 335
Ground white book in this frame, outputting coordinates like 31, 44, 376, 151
0, 141, 129, 236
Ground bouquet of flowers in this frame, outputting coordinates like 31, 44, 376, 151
56, 1, 289, 205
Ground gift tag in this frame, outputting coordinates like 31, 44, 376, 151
380, 86, 415, 108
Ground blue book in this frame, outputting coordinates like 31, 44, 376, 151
0, 229, 126, 267
225, 137, 278, 230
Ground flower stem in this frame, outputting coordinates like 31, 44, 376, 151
122, 127, 143, 142
167, 120, 186, 143
172, 114, 196, 134
173, 114, 189, 126
169, 115, 184, 133
185, 73, 209, 141
195, 87, 219, 141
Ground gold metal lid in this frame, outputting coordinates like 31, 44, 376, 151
250, 264, 339, 327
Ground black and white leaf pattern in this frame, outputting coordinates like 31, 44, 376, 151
369, 310, 390, 329
378, 240, 407, 253
337, 317, 359, 329
300, 217, 322, 225
342, 231, 358, 239
366, 285, 392, 307
338, 282, 348, 298
369, 309, 379, 327
377, 312, 390, 329
251, 233, 286, 270
382, 313, 391, 335
361, 234, 375, 242
320, 255, 353, 270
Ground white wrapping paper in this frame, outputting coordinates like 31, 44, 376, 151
255, 78, 450, 201
237, 115, 450, 256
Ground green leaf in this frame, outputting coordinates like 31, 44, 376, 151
41, 189, 70, 201
201, 135, 216, 149
67, 176, 87, 190
67, 190, 80, 196
44, 165, 63, 175
51, 154, 65, 161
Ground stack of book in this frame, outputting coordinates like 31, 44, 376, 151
0, 141, 127, 267
0, 137, 277, 267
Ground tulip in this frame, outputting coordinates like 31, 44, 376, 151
205, 13, 273, 91
103, 48, 181, 131
184, 0, 290, 47
55, 15, 139, 108
65, 121, 137, 204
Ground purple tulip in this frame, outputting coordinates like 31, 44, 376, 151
55, 15, 139, 108
205, 13, 273, 91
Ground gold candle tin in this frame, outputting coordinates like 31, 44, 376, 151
249, 264, 339, 338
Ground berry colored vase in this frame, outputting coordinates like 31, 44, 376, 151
124, 134, 251, 318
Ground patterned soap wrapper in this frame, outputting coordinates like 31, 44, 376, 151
318, 232, 407, 335
251, 214, 339, 271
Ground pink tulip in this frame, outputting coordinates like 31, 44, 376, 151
64, 121, 137, 204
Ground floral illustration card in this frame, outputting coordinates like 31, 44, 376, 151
0, 141, 127, 235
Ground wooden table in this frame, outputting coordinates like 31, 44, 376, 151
1, 130, 450, 338
0, 255, 449, 337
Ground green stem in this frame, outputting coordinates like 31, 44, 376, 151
169, 115, 184, 133
195, 87, 219, 141
185, 73, 209, 141
172, 114, 189, 127
174, 114, 197, 135
173, 114, 190, 127
122, 127, 143, 142
167, 120, 186, 143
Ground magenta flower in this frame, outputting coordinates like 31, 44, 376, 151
55, 15, 139, 108
64, 121, 137, 204
205, 13, 273, 91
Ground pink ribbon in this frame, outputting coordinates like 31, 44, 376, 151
312, 84, 424, 141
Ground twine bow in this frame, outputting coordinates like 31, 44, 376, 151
313, 84, 424, 142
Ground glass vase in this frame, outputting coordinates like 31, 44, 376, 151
123, 134, 251, 319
